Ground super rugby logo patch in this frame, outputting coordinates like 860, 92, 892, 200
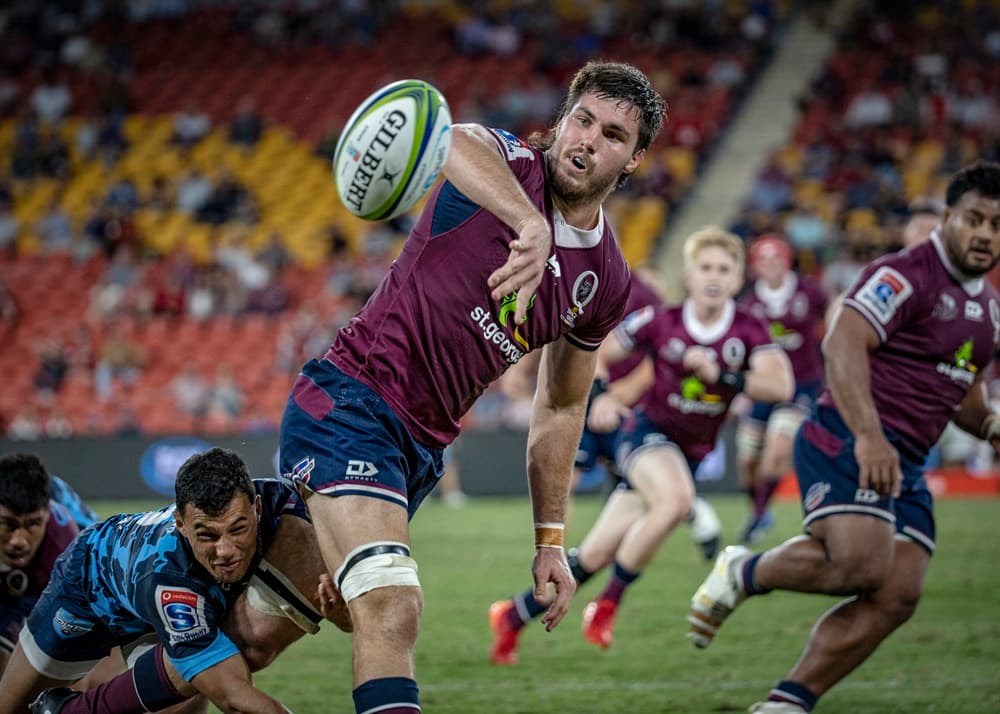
854, 267, 912, 325
283, 456, 316, 485
156, 586, 210, 645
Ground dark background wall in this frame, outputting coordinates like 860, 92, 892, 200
0, 425, 741, 500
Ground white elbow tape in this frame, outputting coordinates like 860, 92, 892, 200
335, 541, 421, 604
247, 559, 323, 635
767, 406, 808, 439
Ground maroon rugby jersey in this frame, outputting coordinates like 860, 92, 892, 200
327, 128, 632, 447
741, 272, 827, 385
821, 233, 1000, 460
615, 300, 778, 461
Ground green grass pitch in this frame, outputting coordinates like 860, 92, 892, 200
93, 495, 1000, 713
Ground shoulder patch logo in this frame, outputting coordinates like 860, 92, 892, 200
156, 586, 210, 645
855, 267, 913, 324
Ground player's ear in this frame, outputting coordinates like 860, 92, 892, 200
623, 148, 645, 176
174, 505, 187, 535
254, 495, 262, 519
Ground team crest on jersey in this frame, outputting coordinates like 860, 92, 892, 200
933, 293, 957, 321
855, 267, 912, 324
283, 456, 316, 485
561, 271, 599, 328
804, 482, 831, 511
722, 337, 746, 369
156, 586, 210, 645
492, 128, 534, 162
53, 608, 94, 638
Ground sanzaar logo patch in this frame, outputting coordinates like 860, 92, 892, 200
156, 585, 210, 645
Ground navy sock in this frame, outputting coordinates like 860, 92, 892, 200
511, 588, 548, 626
768, 680, 818, 711
598, 560, 640, 604
353, 677, 419, 714
741, 553, 771, 596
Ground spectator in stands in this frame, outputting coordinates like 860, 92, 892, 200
93, 324, 145, 400
229, 95, 263, 147
10, 111, 38, 181
902, 196, 944, 248
105, 178, 139, 212
171, 104, 211, 148
0, 279, 18, 333
175, 169, 214, 213
36, 125, 69, 179
152, 271, 186, 317
29, 68, 71, 125
256, 231, 291, 273
208, 365, 245, 423
196, 170, 256, 225
32, 337, 69, 398
747, 154, 793, 213
145, 175, 174, 212
6, 406, 42, 441
843, 80, 893, 128
44, 407, 73, 439
170, 364, 210, 418
35, 198, 74, 253
0, 195, 18, 256
63, 326, 94, 378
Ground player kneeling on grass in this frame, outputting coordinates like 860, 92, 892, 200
1, 453, 97, 677
490, 226, 794, 663
0, 447, 349, 714
687, 161, 1000, 713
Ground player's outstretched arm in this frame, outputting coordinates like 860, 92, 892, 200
823, 306, 902, 498
587, 332, 644, 433
188, 653, 289, 714
442, 123, 551, 324
526, 339, 597, 630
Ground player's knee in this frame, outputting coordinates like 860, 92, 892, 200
352, 585, 423, 645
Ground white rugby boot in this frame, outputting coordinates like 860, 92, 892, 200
688, 496, 722, 561
686, 544, 752, 648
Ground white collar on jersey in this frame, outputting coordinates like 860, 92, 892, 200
683, 298, 735, 344
930, 229, 985, 296
552, 204, 605, 249
754, 271, 798, 307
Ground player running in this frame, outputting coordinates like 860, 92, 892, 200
736, 234, 827, 543
489, 226, 793, 663
687, 162, 1000, 713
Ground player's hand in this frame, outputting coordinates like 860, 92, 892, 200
317, 573, 353, 632
683, 346, 720, 384
488, 215, 552, 325
532, 546, 576, 632
587, 392, 631, 433
854, 431, 902, 499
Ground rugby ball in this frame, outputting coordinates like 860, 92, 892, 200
333, 79, 452, 221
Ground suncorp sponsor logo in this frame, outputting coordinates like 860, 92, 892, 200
470, 306, 525, 364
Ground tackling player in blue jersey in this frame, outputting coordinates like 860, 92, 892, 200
1, 453, 95, 677
0, 447, 339, 714
688, 162, 1000, 712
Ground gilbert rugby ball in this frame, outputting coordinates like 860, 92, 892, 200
333, 79, 452, 221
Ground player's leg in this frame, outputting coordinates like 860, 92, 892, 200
582, 444, 694, 649
751, 539, 929, 712
736, 407, 767, 540
487, 485, 642, 664
748, 406, 806, 543
280, 362, 427, 714
0, 641, 73, 714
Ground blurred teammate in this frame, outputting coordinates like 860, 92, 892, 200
687, 162, 1000, 713
489, 227, 793, 663
737, 235, 827, 543
278, 61, 665, 714
0, 453, 95, 676
0, 448, 331, 714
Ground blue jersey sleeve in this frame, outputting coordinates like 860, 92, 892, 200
134, 573, 238, 681
49, 475, 98, 528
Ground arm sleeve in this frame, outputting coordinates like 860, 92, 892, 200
134, 574, 239, 682
841, 255, 918, 344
